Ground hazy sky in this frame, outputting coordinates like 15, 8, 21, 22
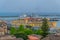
0, 0, 60, 14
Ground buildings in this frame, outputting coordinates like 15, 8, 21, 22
11, 17, 56, 28
0, 20, 7, 36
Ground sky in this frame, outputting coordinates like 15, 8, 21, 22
0, 0, 60, 15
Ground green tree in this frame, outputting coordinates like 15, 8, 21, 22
14, 32, 28, 40
17, 25, 25, 32
24, 28, 34, 35
19, 25, 24, 30
35, 29, 43, 35
10, 27, 17, 35
14, 25, 28, 40
41, 18, 49, 37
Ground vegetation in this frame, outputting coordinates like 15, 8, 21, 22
10, 27, 17, 35
41, 18, 49, 37
34, 29, 43, 35
15, 25, 28, 40
14, 32, 28, 40
24, 28, 34, 35
10, 25, 33, 40
10, 18, 50, 39
17, 25, 25, 33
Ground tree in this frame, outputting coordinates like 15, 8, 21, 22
10, 25, 28, 40
10, 27, 17, 35
17, 25, 25, 32
14, 25, 28, 40
14, 32, 28, 40
24, 28, 34, 35
35, 29, 43, 35
41, 18, 49, 37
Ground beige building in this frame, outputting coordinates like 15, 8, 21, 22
11, 17, 56, 28
0, 20, 7, 36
